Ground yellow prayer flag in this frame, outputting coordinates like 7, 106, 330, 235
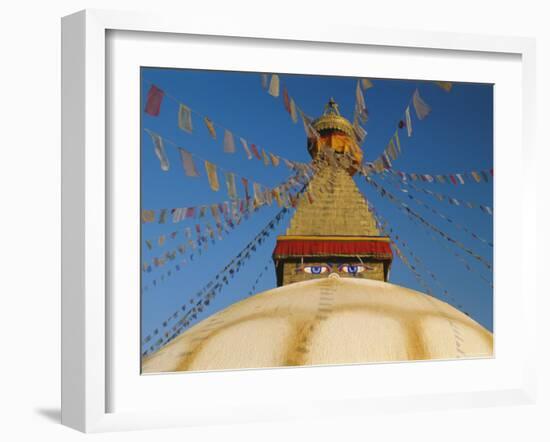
204, 160, 220, 191
361, 78, 374, 90
434, 81, 453, 92
204, 117, 216, 139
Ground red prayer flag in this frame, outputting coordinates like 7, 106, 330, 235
283, 88, 291, 114
241, 177, 250, 201
449, 175, 457, 185
144, 84, 165, 116
250, 143, 261, 160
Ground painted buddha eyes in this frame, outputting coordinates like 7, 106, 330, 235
339, 264, 367, 275
303, 265, 330, 274
301, 264, 370, 275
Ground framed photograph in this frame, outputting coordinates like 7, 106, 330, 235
61, 9, 537, 432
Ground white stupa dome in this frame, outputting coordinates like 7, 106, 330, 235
143, 277, 493, 373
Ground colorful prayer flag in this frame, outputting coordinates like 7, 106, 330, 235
289, 97, 298, 123
387, 139, 398, 161
262, 149, 270, 166
178, 103, 193, 133
361, 78, 374, 90
269, 152, 280, 167
239, 137, 253, 160
261, 73, 268, 89
412, 89, 431, 120
204, 117, 216, 139
204, 160, 219, 191
394, 130, 401, 153
355, 80, 368, 123
241, 177, 250, 201
178, 148, 199, 177
434, 81, 453, 92
283, 88, 291, 113
253, 182, 264, 205
146, 130, 170, 171
405, 106, 413, 137
144, 84, 164, 116
141, 209, 155, 223
268, 74, 280, 97
223, 129, 235, 153
225, 171, 237, 199
250, 143, 261, 160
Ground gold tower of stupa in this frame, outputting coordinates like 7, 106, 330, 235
143, 99, 493, 374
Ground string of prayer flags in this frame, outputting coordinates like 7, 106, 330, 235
204, 160, 220, 191
367, 177, 493, 269
142, 208, 292, 349
144, 84, 165, 116
178, 103, 193, 133
223, 129, 236, 153
145, 129, 170, 171
204, 117, 217, 139
225, 172, 237, 199
434, 81, 453, 92
268, 74, 280, 97
239, 137, 253, 160
412, 88, 431, 120
179, 148, 199, 177
405, 106, 413, 137
387, 168, 493, 185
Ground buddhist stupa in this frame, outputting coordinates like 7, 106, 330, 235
142, 99, 493, 373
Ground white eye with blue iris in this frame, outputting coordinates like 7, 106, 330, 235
303, 265, 329, 274
339, 264, 367, 275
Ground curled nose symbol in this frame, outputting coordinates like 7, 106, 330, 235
328, 272, 340, 279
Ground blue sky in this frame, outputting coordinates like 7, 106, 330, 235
140, 67, 493, 352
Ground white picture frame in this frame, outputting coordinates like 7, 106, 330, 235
61, 9, 537, 433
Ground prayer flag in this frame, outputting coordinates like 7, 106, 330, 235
239, 137, 253, 160
262, 149, 270, 166
434, 81, 453, 92
158, 209, 167, 224
172, 208, 185, 223
141, 209, 155, 223
241, 177, 250, 201
269, 152, 280, 167
456, 173, 465, 185
204, 117, 216, 139
471, 171, 481, 183
449, 175, 457, 185
223, 129, 236, 153
250, 143, 261, 160
268, 74, 280, 97
481, 171, 489, 182
225, 171, 237, 199
387, 139, 398, 161
355, 80, 368, 122
204, 160, 220, 191
253, 182, 264, 205
361, 78, 374, 90
405, 106, 413, 137
412, 89, 431, 120
261, 73, 268, 89
394, 130, 401, 153
289, 97, 298, 123
185, 207, 195, 218
177, 104, 193, 133
158, 235, 165, 246
353, 115, 367, 142
178, 148, 199, 177
144, 84, 164, 116
283, 88, 291, 113
146, 130, 170, 171
210, 205, 221, 224
272, 188, 282, 207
